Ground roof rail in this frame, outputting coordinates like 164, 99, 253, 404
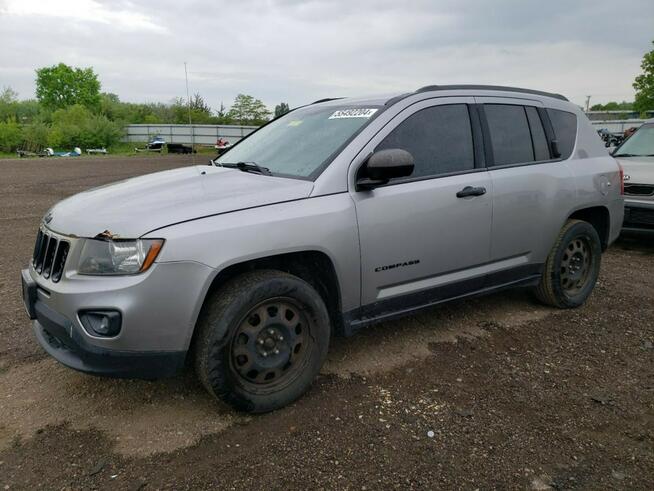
385, 93, 412, 107
311, 97, 345, 104
415, 85, 568, 101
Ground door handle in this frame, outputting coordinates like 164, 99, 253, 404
456, 186, 487, 198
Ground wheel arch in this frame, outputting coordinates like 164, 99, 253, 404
568, 205, 611, 251
188, 250, 344, 354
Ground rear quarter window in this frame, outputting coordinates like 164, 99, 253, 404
547, 109, 577, 159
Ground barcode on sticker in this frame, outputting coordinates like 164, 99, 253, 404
329, 108, 378, 119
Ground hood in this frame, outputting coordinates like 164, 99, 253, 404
47, 165, 314, 237
615, 156, 654, 185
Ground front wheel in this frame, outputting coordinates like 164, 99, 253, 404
194, 270, 331, 413
534, 219, 602, 308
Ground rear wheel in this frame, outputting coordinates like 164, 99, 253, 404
534, 219, 602, 308
194, 270, 330, 413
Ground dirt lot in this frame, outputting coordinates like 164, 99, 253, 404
0, 156, 652, 490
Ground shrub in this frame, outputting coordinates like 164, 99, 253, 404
47, 104, 124, 149
21, 122, 49, 149
0, 120, 23, 152
81, 115, 124, 148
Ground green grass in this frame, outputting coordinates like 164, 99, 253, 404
0, 142, 220, 159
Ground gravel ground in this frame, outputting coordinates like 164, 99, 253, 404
0, 156, 652, 490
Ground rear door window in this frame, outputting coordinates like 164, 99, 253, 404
525, 106, 550, 161
484, 104, 534, 165
547, 109, 577, 159
376, 104, 475, 179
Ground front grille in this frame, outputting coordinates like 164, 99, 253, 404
624, 207, 654, 229
624, 183, 654, 196
32, 229, 70, 282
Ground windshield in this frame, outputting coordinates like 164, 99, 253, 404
614, 124, 654, 157
214, 105, 381, 179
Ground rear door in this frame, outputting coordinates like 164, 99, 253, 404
476, 97, 576, 270
350, 98, 493, 309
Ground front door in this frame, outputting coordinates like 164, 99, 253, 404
350, 99, 493, 310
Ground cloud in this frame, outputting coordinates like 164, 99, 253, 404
2, 0, 166, 31
0, 0, 652, 109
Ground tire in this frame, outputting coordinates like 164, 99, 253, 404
534, 219, 602, 308
194, 270, 331, 413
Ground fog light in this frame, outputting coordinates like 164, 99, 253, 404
79, 310, 122, 337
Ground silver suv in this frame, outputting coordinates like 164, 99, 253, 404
21, 85, 624, 413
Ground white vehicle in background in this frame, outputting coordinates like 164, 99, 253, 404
612, 119, 654, 232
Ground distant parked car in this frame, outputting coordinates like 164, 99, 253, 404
135, 136, 166, 153
167, 143, 195, 154
612, 119, 654, 232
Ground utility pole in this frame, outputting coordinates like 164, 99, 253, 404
585, 95, 591, 113
184, 62, 194, 155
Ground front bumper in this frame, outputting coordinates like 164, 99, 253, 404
623, 200, 654, 233
33, 309, 185, 379
21, 258, 215, 378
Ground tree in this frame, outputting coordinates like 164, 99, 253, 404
634, 40, 654, 114
35, 63, 101, 111
228, 94, 271, 125
190, 93, 211, 113
0, 87, 19, 123
0, 86, 18, 104
216, 102, 227, 118
170, 96, 213, 124
274, 102, 290, 118
589, 101, 634, 111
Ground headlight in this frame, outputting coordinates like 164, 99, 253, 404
78, 238, 164, 275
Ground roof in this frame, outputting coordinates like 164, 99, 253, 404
310, 85, 569, 108
415, 84, 568, 101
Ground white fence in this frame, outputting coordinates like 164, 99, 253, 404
123, 124, 258, 146
123, 118, 648, 147
589, 119, 647, 134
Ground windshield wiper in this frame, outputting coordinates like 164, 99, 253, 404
612, 153, 637, 157
218, 161, 273, 176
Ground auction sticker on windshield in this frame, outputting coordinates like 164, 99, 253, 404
329, 108, 378, 119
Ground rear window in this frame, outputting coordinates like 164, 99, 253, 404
484, 104, 534, 165
547, 109, 577, 159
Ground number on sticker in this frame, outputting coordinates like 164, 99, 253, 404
329, 108, 378, 119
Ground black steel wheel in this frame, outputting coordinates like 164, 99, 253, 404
194, 270, 330, 413
559, 236, 593, 295
535, 219, 602, 308
230, 298, 312, 389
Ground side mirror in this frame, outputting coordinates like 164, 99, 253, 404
356, 149, 414, 191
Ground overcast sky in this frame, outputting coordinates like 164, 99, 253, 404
1, 0, 653, 111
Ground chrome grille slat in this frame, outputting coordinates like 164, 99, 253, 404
51, 241, 69, 283
42, 237, 58, 279
624, 183, 654, 197
32, 229, 70, 281
32, 230, 44, 265
34, 234, 49, 273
